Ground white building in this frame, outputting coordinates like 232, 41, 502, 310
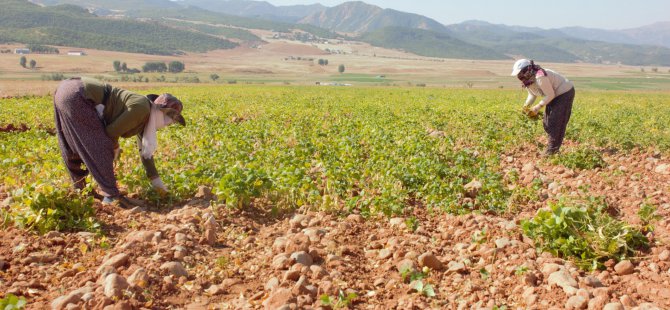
14, 48, 30, 54
67, 51, 86, 56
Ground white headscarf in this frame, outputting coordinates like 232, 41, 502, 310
140, 104, 175, 159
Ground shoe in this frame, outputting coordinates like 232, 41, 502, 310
541, 150, 558, 158
102, 196, 118, 204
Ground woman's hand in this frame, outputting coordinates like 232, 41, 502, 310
150, 177, 169, 196
528, 104, 543, 117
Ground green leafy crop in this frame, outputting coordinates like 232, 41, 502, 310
550, 147, 606, 170
1, 183, 98, 234
0, 294, 27, 310
521, 196, 648, 270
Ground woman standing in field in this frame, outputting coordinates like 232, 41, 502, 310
511, 59, 575, 156
53, 77, 185, 204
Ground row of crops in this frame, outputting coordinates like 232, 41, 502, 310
1, 86, 669, 231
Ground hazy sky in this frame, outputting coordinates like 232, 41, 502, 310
266, 0, 670, 30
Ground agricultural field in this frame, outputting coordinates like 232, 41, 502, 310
1, 85, 670, 309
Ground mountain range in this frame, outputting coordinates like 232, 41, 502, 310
173, 0, 670, 49
15, 0, 670, 65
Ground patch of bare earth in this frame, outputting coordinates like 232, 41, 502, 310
0, 146, 668, 309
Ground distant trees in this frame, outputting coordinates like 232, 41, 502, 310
338, 64, 345, 74
141, 61, 185, 73
41, 73, 66, 81
114, 60, 185, 74
27, 44, 59, 54
29, 59, 36, 69
168, 61, 185, 73
210, 73, 220, 82
142, 62, 167, 73
19, 56, 26, 68
317, 59, 329, 66
113, 60, 140, 73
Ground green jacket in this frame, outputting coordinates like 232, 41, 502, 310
81, 77, 159, 179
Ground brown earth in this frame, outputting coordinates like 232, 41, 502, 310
1, 143, 669, 310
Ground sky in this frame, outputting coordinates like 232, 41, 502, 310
266, 0, 670, 30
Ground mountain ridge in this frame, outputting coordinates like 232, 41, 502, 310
299, 1, 448, 33
15, 0, 670, 65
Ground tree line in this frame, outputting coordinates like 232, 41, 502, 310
113, 60, 185, 73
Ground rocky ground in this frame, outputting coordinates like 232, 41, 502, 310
1, 147, 669, 310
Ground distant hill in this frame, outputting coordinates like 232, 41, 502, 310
359, 27, 507, 60
1, 0, 237, 55
444, 20, 670, 65
179, 0, 327, 23
30, 0, 338, 39
299, 1, 448, 33
561, 22, 670, 48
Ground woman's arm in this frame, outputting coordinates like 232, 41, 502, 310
141, 156, 159, 180
524, 92, 537, 107
105, 100, 150, 139
135, 135, 159, 179
136, 135, 168, 195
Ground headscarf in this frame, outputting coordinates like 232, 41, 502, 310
140, 94, 185, 159
518, 60, 546, 88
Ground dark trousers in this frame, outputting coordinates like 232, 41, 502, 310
54, 79, 119, 196
543, 87, 575, 154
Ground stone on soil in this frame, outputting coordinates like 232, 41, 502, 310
658, 250, 670, 261
548, 269, 578, 295
378, 248, 392, 260
464, 179, 482, 198
96, 253, 129, 274
125, 231, 155, 243
262, 288, 294, 310
103, 274, 129, 298
603, 303, 625, 310
290, 251, 313, 266
654, 164, 669, 175
446, 261, 466, 274
160, 261, 188, 278
417, 252, 444, 270
127, 268, 149, 288
614, 260, 635, 275
566, 295, 588, 309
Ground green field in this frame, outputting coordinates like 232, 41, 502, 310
571, 76, 670, 91
1, 86, 669, 231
